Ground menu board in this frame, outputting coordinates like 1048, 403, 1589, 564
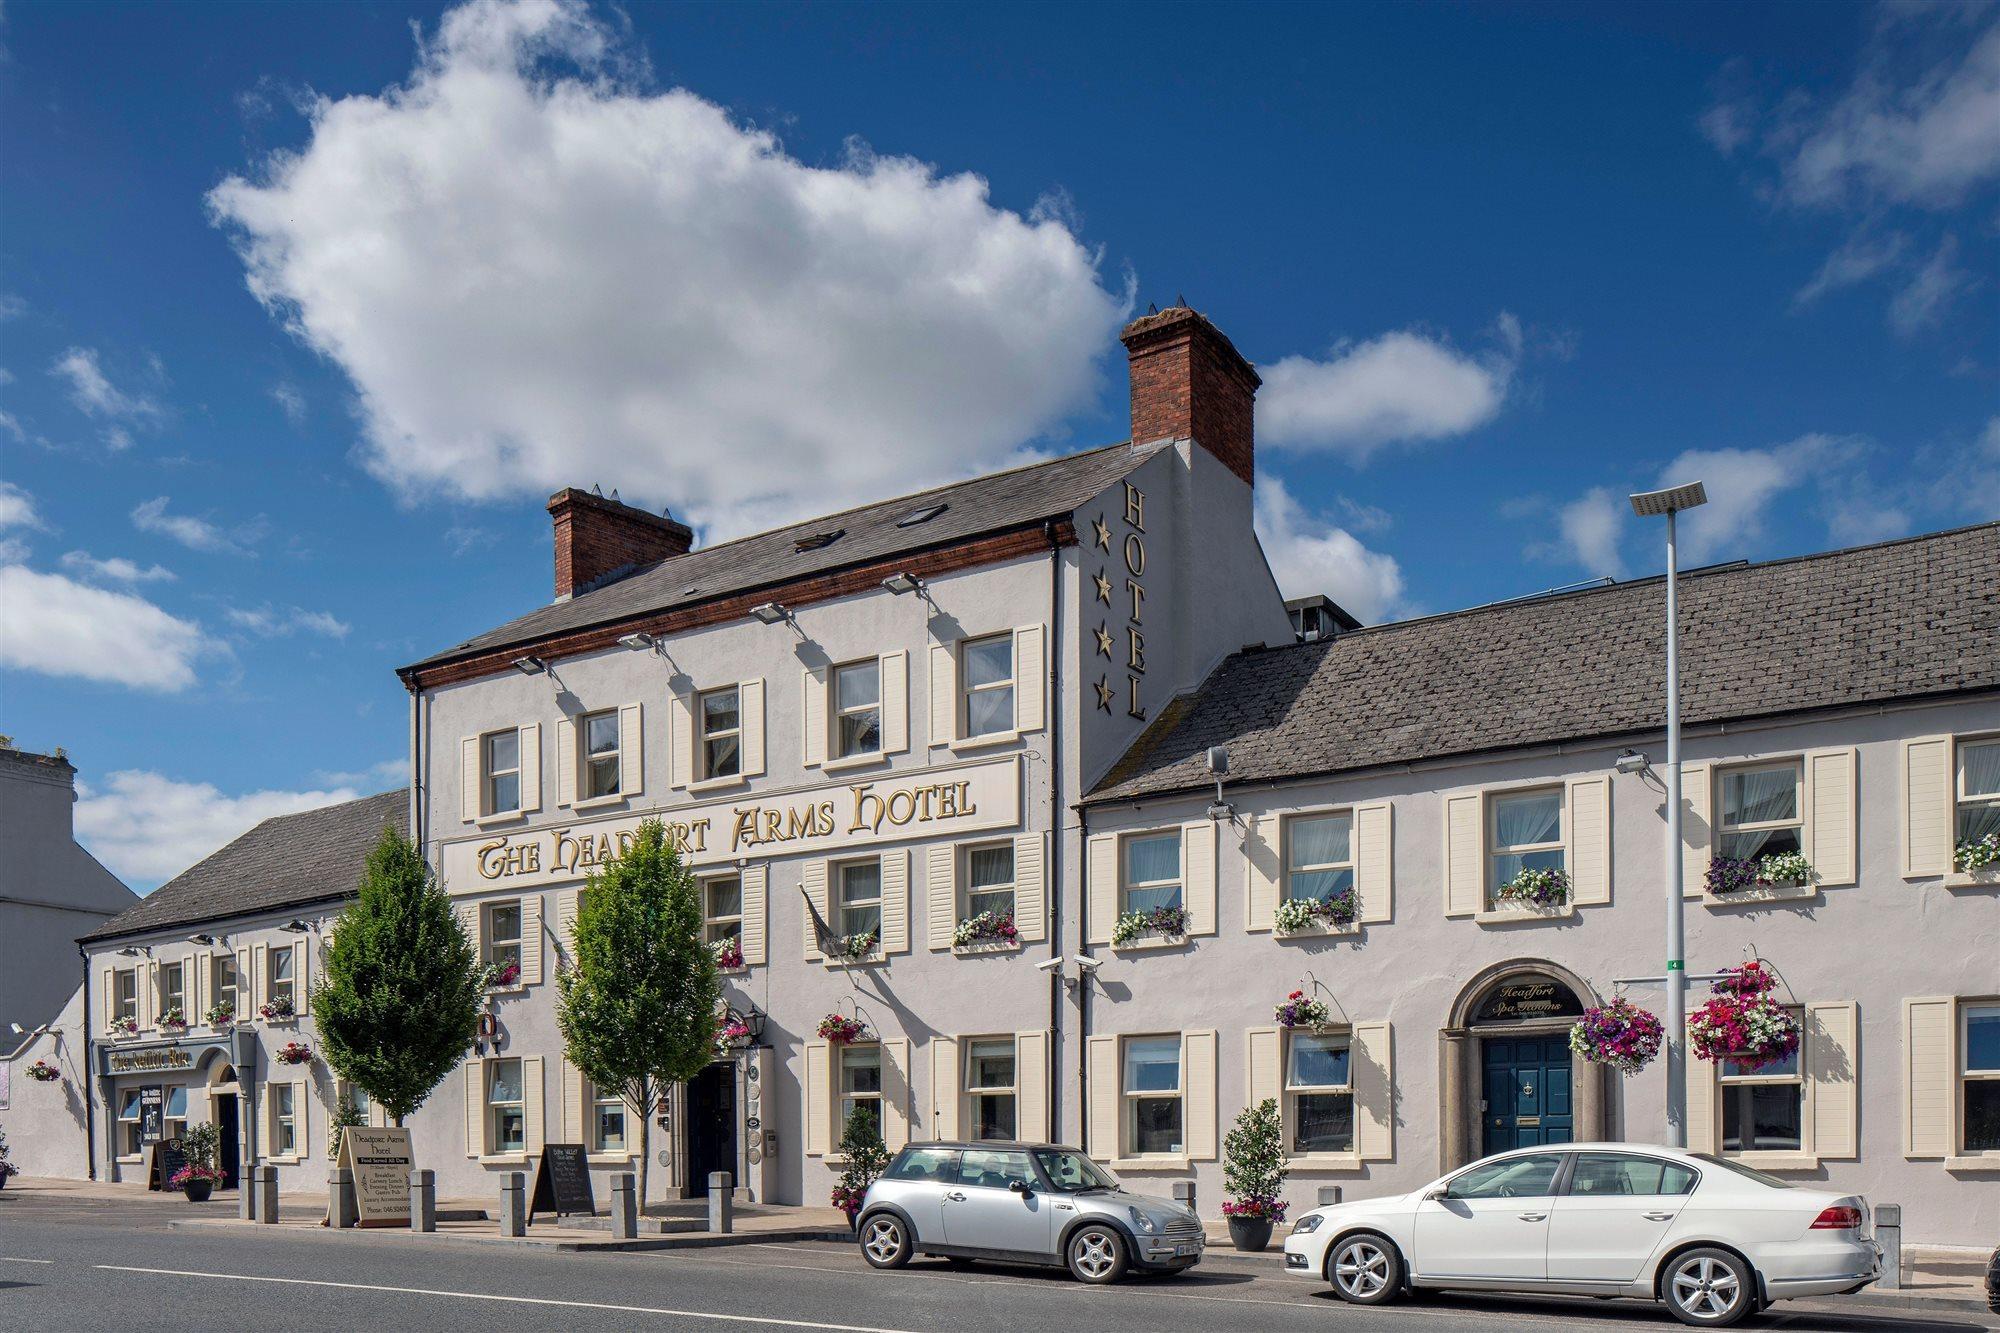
529, 1144, 596, 1220
337, 1126, 414, 1228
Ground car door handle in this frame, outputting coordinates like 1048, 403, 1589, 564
1516, 1212, 1547, 1222
1643, 1211, 1675, 1221
943, 1192, 967, 1202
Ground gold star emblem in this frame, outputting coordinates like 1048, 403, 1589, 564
1094, 623, 1114, 658
1094, 676, 1115, 711
1092, 514, 1112, 551
1093, 571, 1113, 603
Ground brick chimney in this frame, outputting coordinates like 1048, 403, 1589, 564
547, 488, 694, 600
1121, 305, 1261, 487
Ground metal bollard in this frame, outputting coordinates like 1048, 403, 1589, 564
707, 1172, 733, 1233
1875, 1203, 1902, 1290
240, 1162, 259, 1221
410, 1169, 436, 1233
1171, 1180, 1197, 1215
328, 1168, 357, 1229
500, 1172, 526, 1237
255, 1165, 279, 1225
611, 1173, 638, 1239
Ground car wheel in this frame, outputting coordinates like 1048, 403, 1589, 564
1326, 1232, 1404, 1306
1663, 1248, 1756, 1327
1066, 1224, 1129, 1284
859, 1213, 913, 1269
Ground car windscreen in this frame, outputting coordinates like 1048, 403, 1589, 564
1031, 1148, 1121, 1192
1690, 1153, 1795, 1189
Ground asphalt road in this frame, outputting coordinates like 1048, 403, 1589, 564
0, 1188, 1990, 1333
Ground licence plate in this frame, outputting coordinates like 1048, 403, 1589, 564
1173, 1242, 1201, 1257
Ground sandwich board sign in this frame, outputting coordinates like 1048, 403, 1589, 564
336, 1126, 414, 1228
528, 1143, 596, 1221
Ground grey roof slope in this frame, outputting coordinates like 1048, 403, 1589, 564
406, 441, 1156, 672
81, 790, 408, 943
1090, 523, 2000, 804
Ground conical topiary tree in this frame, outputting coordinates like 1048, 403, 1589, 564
1222, 1097, 1289, 1224
312, 825, 482, 1124
830, 1105, 890, 1223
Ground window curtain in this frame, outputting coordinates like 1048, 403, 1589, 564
1725, 768, 1796, 825
1495, 792, 1560, 847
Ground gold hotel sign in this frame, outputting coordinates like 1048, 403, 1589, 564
441, 755, 1021, 892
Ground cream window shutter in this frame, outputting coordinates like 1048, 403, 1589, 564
1244, 815, 1280, 932
556, 890, 579, 954
880, 847, 910, 955
1086, 1035, 1118, 1159
1013, 833, 1047, 943
1565, 776, 1612, 906
295, 1080, 311, 1160
882, 1038, 912, 1151
562, 1059, 584, 1143
930, 1036, 961, 1141
928, 645, 957, 746
1086, 833, 1118, 946
461, 736, 481, 822
1903, 996, 1953, 1158
669, 692, 695, 790
1355, 802, 1394, 925
1443, 793, 1482, 917
465, 1061, 484, 1158
193, 953, 208, 1018
738, 679, 766, 778
1016, 1030, 1050, 1143
454, 901, 479, 955
1183, 820, 1217, 936
1013, 625, 1046, 733
1183, 1030, 1218, 1161
520, 894, 544, 986
1245, 1026, 1282, 1113
523, 1055, 546, 1153
1681, 764, 1713, 899
237, 945, 254, 1013
925, 844, 956, 951
880, 650, 909, 754
250, 944, 268, 1017
804, 1040, 832, 1157
619, 702, 643, 797
292, 941, 307, 1008
555, 717, 577, 807
518, 723, 542, 812
144, 961, 159, 1028
801, 668, 828, 768
1353, 1021, 1395, 1161
740, 865, 768, 966
1901, 737, 1952, 878
801, 860, 828, 962
1805, 1001, 1859, 1160
102, 969, 115, 1031
1804, 748, 1857, 887
1685, 1053, 1717, 1155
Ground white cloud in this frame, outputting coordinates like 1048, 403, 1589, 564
207, 0, 1126, 537
49, 347, 163, 443
1258, 316, 1519, 461
0, 294, 26, 322
311, 757, 408, 787
1554, 487, 1628, 578
1253, 476, 1406, 624
271, 381, 307, 425
224, 604, 351, 638
1794, 230, 1906, 307
1656, 434, 1862, 562
0, 479, 42, 530
75, 772, 362, 890
0, 564, 213, 691
131, 495, 260, 555
1887, 234, 1975, 335
59, 550, 176, 583
0, 535, 28, 564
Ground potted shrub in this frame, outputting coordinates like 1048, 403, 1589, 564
1955, 833, 1999, 876
1687, 961, 1801, 1070
0, 1128, 15, 1190
1110, 904, 1191, 947
816, 1013, 868, 1045
830, 1106, 889, 1229
1496, 867, 1570, 908
1273, 988, 1330, 1030
1274, 890, 1357, 934
711, 937, 745, 971
951, 911, 1019, 949
1221, 1098, 1288, 1251
25, 1058, 61, 1084
173, 1123, 223, 1202
1568, 997, 1664, 1074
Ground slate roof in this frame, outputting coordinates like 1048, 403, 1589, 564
81, 789, 409, 944
1089, 523, 2000, 804
405, 441, 1158, 673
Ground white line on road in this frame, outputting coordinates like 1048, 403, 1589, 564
0, 1257, 56, 1265
91, 1265, 925, 1332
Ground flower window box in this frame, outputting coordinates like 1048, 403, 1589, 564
1705, 852, 1816, 900
258, 995, 296, 1022
1496, 867, 1570, 909
1110, 905, 1190, 949
952, 911, 1019, 951
1273, 891, 1357, 937
711, 938, 746, 972
204, 1002, 238, 1027
1955, 833, 1999, 877
828, 929, 880, 964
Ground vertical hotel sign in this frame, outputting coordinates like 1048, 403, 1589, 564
1090, 480, 1148, 721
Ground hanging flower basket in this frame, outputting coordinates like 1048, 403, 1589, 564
711, 938, 745, 970
713, 1017, 753, 1055
1111, 904, 1190, 947
108, 1016, 138, 1037
274, 1041, 313, 1066
1274, 989, 1331, 1029
1956, 833, 2000, 875
1497, 867, 1570, 907
1687, 961, 1800, 1071
952, 911, 1019, 948
1569, 997, 1665, 1074
204, 1001, 237, 1026
258, 995, 295, 1021
25, 1059, 61, 1084
817, 1013, 868, 1044
1273, 890, 1357, 934
829, 929, 879, 963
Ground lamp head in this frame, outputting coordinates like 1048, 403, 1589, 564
617, 632, 656, 651
881, 572, 922, 596
1628, 481, 1708, 518
511, 655, 548, 676
749, 601, 791, 626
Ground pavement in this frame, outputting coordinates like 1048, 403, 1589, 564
2, 1175, 1993, 1332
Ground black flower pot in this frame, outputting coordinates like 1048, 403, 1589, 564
183, 1179, 213, 1203
1228, 1216, 1273, 1252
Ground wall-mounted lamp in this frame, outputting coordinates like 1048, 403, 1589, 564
617, 632, 657, 651
881, 572, 922, 596
282, 919, 311, 934
115, 945, 148, 958
511, 655, 548, 676
187, 934, 215, 947
1615, 749, 1651, 775
1205, 745, 1232, 820
749, 602, 792, 626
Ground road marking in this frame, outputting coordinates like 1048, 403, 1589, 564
91, 1266, 923, 1332
0, 1257, 56, 1265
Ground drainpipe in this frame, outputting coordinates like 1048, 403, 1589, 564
1043, 521, 1065, 1142
79, 942, 96, 1179
1076, 803, 1092, 1146
408, 684, 423, 856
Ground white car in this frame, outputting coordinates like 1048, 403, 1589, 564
1282, 1144, 1879, 1327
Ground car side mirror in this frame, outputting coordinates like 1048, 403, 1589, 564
1423, 1187, 1448, 1202
1009, 1179, 1031, 1195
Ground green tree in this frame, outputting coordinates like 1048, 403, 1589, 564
311, 826, 482, 1124
830, 1106, 890, 1221
556, 819, 720, 1207
1222, 1097, 1288, 1217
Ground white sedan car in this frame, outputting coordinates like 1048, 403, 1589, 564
1282, 1144, 1878, 1327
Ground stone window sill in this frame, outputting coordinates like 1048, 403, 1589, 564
473, 810, 527, 828
1474, 902, 1574, 925
571, 794, 625, 812
1274, 923, 1360, 940
1704, 881, 1817, 907
1944, 1155, 2000, 1172
1108, 1156, 1190, 1173
478, 1153, 530, 1166
588, 1152, 635, 1167
1944, 870, 1999, 890
1109, 935, 1192, 954
689, 775, 749, 795
947, 730, 1021, 753
821, 752, 889, 774
824, 955, 886, 970
952, 940, 1022, 957
718, 965, 751, 977
1286, 1152, 1363, 1172
1726, 1151, 1818, 1171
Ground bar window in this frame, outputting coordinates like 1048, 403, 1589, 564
838, 1044, 882, 1137
1286, 813, 1354, 905
1963, 1002, 2000, 1154
1719, 1009, 1804, 1153
834, 660, 882, 759
582, 709, 621, 799
965, 1038, 1017, 1141
488, 1058, 525, 1154
483, 728, 521, 815
1287, 1031, 1354, 1154
158, 961, 186, 1024
591, 1080, 628, 1155
211, 955, 239, 1022
960, 634, 1015, 739
699, 687, 742, 780
837, 860, 882, 942
118, 1090, 144, 1156
270, 1083, 298, 1157
1489, 788, 1564, 901
1123, 1036, 1182, 1157
1717, 762, 1804, 860
112, 969, 138, 1028
485, 901, 523, 983
1959, 740, 2000, 845
703, 875, 743, 947
164, 1086, 189, 1141
964, 844, 1015, 920
266, 947, 295, 1016
1121, 833, 1181, 915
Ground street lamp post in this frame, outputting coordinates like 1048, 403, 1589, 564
1629, 479, 1708, 1148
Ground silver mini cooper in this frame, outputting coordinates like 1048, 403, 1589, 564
855, 1141, 1205, 1283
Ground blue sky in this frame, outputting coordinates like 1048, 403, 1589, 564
2, 0, 1995, 890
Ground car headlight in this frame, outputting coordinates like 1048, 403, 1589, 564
1129, 1207, 1159, 1234
1290, 1214, 1324, 1235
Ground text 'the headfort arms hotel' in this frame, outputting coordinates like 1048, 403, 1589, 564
21, 308, 1997, 1245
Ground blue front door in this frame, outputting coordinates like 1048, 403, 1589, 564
1482, 1034, 1574, 1154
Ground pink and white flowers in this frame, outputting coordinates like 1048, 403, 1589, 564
1687, 961, 1800, 1071
1569, 998, 1664, 1075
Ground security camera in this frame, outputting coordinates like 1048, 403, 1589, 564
1615, 749, 1650, 775
1071, 955, 1101, 974
1034, 957, 1065, 974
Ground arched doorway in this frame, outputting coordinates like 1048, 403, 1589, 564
205, 1060, 242, 1191
1438, 960, 1605, 1170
